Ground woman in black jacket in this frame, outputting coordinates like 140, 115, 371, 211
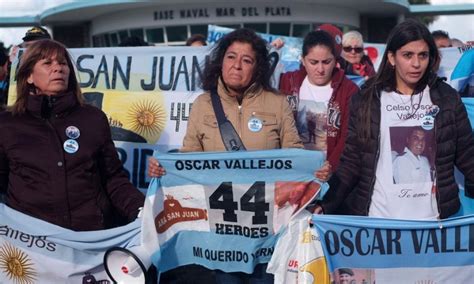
0, 39, 145, 231
317, 19, 474, 220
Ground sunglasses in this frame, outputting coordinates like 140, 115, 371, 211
343, 46, 364, 53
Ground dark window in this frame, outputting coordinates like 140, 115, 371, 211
109, 33, 119, 46
118, 30, 129, 41
269, 23, 290, 36
292, 24, 310, 38
92, 35, 101, 47
104, 34, 111, 47
218, 24, 241, 29
146, 28, 164, 43
130, 28, 145, 40
166, 26, 188, 42
190, 25, 208, 37
243, 23, 267, 33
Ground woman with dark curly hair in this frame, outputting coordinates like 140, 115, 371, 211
150, 28, 326, 284
182, 28, 301, 152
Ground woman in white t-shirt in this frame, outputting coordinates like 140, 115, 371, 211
279, 29, 359, 178
316, 19, 474, 220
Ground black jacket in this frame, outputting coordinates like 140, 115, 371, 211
321, 80, 474, 218
0, 93, 145, 231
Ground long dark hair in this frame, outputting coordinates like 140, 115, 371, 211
13, 39, 83, 115
200, 28, 273, 91
358, 19, 439, 141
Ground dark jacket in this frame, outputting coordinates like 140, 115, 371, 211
321, 80, 474, 219
279, 67, 359, 168
0, 93, 145, 231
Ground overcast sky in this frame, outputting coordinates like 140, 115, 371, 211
0, 0, 473, 47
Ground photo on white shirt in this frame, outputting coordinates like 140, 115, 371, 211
390, 126, 435, 185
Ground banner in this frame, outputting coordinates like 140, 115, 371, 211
142, 149, 327, 273
0, 203, 140, 283
449, 47, 474, 97
312, 214, 474, 284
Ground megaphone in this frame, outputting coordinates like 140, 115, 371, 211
103, 246, 152, 283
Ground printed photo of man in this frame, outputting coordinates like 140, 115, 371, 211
337, 268, 355, 284
392, 127, 433, 184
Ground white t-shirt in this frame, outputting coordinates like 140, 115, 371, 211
369, 86, 439, 220
296, 76, 333, 151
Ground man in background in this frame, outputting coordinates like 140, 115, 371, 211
432, 30, 451, 49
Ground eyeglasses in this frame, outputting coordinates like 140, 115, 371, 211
342, 46, 364, 53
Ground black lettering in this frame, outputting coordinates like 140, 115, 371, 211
159, 56, 175, 91
454, 226, 468, 252
46, 242, 56, 252
340, 229, 354, 256
215, 223, 224, 234
76, 54, 95, 88
470, 224, 474, 252
441, 227, 454, 253
193, 246, 203, 257
112, 56, 131, 90
355, 229, 370, 255
175, 160, 184, 170
386, 229, 402, 254
425, 229, 440, 253
141, 56, 157, 90
325, 230, 339, 256
35, 238, 46, 249
92, 55, 111, 89
191, 55, 205, 91
172, 56, 190, 91
372, 229, 386, 255
411, 229, 424, 254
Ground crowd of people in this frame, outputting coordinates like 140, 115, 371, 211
0, 18, 473, 284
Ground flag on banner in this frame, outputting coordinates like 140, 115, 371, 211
312, 214, 474, 284
0, 203, 140, 283
143, 148, 327, 273
450, 49, 474, 97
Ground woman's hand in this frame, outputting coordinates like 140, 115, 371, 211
314, 161, 332, 182
148, 157, 166, 177
312, 205, 324, 214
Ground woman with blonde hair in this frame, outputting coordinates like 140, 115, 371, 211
340, 30, 375, 79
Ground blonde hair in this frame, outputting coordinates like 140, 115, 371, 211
342, 31, 364, 47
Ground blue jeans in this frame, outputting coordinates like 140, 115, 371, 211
215, 264, 273, 284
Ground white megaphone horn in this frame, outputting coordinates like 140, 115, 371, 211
103, 246, 152, 283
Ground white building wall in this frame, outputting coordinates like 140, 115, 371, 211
90, 3, 359, 35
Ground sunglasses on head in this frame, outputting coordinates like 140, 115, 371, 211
343, 46, 364, 53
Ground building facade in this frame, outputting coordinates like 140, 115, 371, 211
37, 0, 409, 47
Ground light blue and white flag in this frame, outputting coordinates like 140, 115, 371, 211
312, 214, 474, 284
144, 149, 327, 273
450, 48, 474, 96
0, 203, 140, 283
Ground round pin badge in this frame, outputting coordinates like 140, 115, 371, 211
65, 126, 80, 139
421, 115, 434, 130
63, 139, 79, 154
427, 105, 440, 117
248, 117, 263, 132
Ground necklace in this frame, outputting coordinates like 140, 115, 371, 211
393, 89, 423, 120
